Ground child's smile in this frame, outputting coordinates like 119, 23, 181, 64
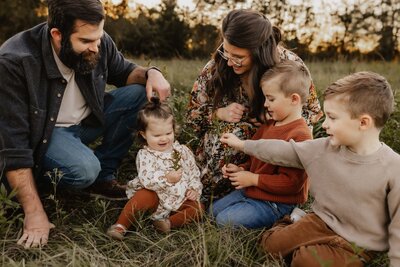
140, 116, 175, 152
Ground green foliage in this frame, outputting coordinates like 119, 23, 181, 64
0, 184, 22, 231
312, 115, 327, 139
170, 149, 182, 170
3, 0, 400, 60
380, 109, 400, 153
0, 0, 45, 44
44, 169, 69, 225
105, 0, 194, 59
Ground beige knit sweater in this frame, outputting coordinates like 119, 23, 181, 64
244, 137, 400, 266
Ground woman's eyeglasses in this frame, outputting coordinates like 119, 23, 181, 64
216, 43, 248, 67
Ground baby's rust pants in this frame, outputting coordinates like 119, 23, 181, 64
116, 188, 204, 229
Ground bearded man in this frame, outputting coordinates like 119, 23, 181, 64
0, 0, 170, 248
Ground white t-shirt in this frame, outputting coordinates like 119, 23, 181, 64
52, 46, 91, 127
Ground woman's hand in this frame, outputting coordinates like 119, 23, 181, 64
216, 103, 245, 123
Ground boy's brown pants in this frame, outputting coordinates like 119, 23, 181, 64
116, 188, 204, 229
261, 213, 377, 267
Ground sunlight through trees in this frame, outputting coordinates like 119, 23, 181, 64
0, 0, 399, 60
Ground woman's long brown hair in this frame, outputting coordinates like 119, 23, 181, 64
209, 9, 282, 122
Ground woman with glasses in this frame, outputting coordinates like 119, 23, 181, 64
186, 9, 323, 206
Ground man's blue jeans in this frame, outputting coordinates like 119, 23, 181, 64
210, 189, 295, 229
42, 84, 146, 189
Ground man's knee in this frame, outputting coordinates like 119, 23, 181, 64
59, 157, 101, 189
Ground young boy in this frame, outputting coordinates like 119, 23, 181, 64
221, 71, 400, 266
211, 60, 313, 229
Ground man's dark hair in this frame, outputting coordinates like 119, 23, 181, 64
47, 0, 105, 36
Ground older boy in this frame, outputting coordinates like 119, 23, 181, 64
221, 72, 400, 266
211, 60, 312, 229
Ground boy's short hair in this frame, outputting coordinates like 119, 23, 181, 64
323, 71, 394, 128
260, 60, 311, 104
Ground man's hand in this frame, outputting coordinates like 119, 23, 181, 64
18, 211, 55, 249
185, 189, 200, 201
6, 168, 53, 249
227, 171, 258, 189
220, 133, 245, 151
145, 69, 171, 101
215, 103, 245, 123
165, 169, 182, 184
221, 163, 244, 178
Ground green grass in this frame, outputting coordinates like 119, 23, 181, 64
1, 60, 398, 266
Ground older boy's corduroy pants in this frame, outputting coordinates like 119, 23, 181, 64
116, 188, 204, 229
261, 213, 377, 267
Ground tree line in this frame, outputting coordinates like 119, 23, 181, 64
1, 0, 399, 60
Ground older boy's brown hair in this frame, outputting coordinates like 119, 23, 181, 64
323, 71, 394, 128
260, 60, 311, 104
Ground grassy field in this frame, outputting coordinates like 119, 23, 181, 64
1, 60, 398, 266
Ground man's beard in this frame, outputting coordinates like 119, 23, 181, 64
59, 37, 100, 75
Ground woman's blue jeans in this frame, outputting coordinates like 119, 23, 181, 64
42, 84, 146, 189
210, 189, 295, 229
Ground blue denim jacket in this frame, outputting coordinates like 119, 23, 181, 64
0, 22, 136, 176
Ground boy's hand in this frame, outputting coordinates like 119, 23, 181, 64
220, 133, 245, 151
165, 169, 182, 184
185, 189, 199, 201
222, 163, 244, 178
227, 171, 258, 189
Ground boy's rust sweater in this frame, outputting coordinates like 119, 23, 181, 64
242, 118, 312, 204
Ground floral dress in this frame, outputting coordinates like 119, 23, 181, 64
186, 47, 323, 206
126, 141, 203, 220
